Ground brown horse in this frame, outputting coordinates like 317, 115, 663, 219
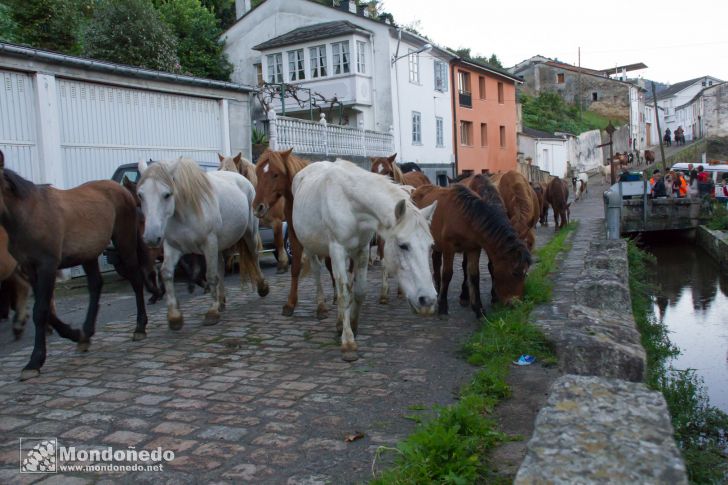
0, 226, 31, 338
370, 154, 432, 188
0, 150, 148, 380
545, 176, 569, 231
643, 150, 655, 164
488, 171, 540, 252
531, 181, 549, 226
412, 179, 531, 317
219, 153, 289, 274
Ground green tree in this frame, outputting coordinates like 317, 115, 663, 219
0, 2, 21, 43
487, 54, 503, 68
200, 0, 236, 30
4, 0, 87, 53
156, 0, 233, 80
82, 0, 179, 72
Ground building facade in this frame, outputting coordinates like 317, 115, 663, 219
655, 76, 723, 137
451, 59, 521, 174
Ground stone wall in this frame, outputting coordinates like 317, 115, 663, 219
696, 225, 728, 271
515, 219, 688, 483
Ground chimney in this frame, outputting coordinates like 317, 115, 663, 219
235, 0, 252, 19
348, 0, 357, 13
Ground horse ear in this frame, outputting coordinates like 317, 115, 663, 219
234, 152, 242, 163
138, 159, 149, 174
217, 153, 224, 162
122, 177, 133, 190
394, 198, 407, 223
282, 148, 294, 160
420, 201, 438, 224
388, 153, 397, 163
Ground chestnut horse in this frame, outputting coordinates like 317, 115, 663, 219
0, 150, 148, 380
0, 226, 30, 338
219, 153, 289, 274
531, 182, 549, 226
488, 171, 540, 252
370, 154, 432, 188
545, 176, 570, 231
412, 180, 531, 317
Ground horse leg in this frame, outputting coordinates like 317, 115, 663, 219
76, 260, 103, 352
202, 238, 222, 326
312, 257, 328, 320
466, 250, 484, 318
273, 220, 288, 274
241, 227, 269, 297
330, 245, 356, 361
350, 249, 368, 336
217, 254, 226, 312
438, 251, 454, 315
283, 231, 304, 316
11, 273, 31, 340
161, 245, 184, 330
459, 252, 470, 307
325, 256, 337, 305
379, 242, 389, 305
488, 260, 498, 304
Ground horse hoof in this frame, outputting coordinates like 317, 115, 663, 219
336, 320, 343, 335
77, 340, 91, 352
316, 305, 328, 320
20, 368, 40, 381
168, 316, 184, 331
132, 332, 147, 342
12, 327, 24, 340
203, 313, 220, 326
258, 282, 270, 297
276, 265, 288, 274
282, 305, 294, 317
379, 296, 388, 305
341, 351, 359, 362
438, 306, 449, 316
219, 302, 226, 312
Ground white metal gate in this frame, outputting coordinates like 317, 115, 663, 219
0, 69, 40, 181
57, 78, 223, 188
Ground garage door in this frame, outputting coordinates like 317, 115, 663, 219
57, 78, 223, 188
0, 69, 41, 181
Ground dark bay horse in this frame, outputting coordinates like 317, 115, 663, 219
412, 180, 531, 317
545, 176, 569, 231
0, 150, 148, 380
1, 226, 31, 338
370, 154, 432, 188
531, 181, 549, 226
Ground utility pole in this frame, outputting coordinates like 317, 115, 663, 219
652, 81, 667, 173
606, 121, 616, 185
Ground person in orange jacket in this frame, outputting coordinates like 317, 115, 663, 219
677, 171, 688, 197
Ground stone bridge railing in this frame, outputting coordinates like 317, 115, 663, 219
515, 221, 688, 483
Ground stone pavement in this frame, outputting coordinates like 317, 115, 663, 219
0, 252, 484, 484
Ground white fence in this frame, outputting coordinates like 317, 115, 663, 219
267, 110, 394, 157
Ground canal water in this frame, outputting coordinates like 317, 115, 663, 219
645, 240, 728, 413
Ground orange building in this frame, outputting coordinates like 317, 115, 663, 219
451, 59, 522, 175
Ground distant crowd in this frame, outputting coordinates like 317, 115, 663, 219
635, 163, 728, 201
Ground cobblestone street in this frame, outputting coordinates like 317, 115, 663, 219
0, 252, 482, 484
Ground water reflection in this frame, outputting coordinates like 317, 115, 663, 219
645, 242, 728, 413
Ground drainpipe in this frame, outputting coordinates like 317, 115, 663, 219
451, 60, 459, 176
393, 28, 403, 161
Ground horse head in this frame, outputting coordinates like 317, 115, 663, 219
491, 240, 531, 305
220, 152, 257, 188
381, 196, 438, 315
370, 154, 404, 183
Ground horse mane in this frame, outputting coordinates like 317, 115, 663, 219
220, 155, 257, 188
389, 161, 405, 184
452, 183, 530, 265
2, 169, 38, 199
501, 173, 535, 233
399, 162, 422, 173
261, 149, 309, 179
451, 172, 473, 183
140, 158, 214, 218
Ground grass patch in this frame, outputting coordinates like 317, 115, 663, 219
628, 242, 728, 484
707, 202, 728, 231
371, 223, 577, 484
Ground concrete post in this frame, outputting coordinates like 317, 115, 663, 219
33, 73, 64, 187
359, 119, 366, 157
319, 113, 328, 156
267, 108, 278, 150
219, 99, 231, 156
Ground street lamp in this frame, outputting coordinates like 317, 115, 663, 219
391, 43, 432, 65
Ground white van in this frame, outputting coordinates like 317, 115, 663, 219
671, 162, 728, 183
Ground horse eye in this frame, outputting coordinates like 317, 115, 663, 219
399, 243, 409, 251
164, 193, 172, 200
272, 173, 278, 178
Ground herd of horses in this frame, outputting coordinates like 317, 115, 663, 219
0, 148, 573, 378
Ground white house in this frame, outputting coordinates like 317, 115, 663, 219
222, 0, 456, 179
673, 82, 728, 143
518, 127, 569, 178
654, 75, 723, 137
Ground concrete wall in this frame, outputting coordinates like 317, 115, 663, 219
703, 83, 728, 138
696, 225, 728, 271
566, 129, 603, 174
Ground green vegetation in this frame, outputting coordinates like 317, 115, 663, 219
521, 92, 622, 135
707, 203, 728, 231
628, 242, 728, 484
450, 47, 504, 69
372, 224, 576, 484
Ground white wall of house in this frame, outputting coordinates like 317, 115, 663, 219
658, 77, 722, 135
518, 134, 568, 178
0, 53, 252, 189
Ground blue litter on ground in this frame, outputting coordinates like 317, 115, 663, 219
513, 354, 536, 366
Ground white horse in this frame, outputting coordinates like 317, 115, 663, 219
137, 158, 268, 328
291, 160, 438, 361
574, 172, 589, 201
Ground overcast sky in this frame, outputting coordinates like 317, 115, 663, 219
383, 0, 728, 85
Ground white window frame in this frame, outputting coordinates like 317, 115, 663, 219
356, 40, 367, 74
266, 53, 283, 83
332, 41, 351, 75
434, 60, 448, 92
288, 49, 305, 81
436, 117, 444, 147
412, 111, 422, 144
408, 49, 420, 84
310, 45, 327, 78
